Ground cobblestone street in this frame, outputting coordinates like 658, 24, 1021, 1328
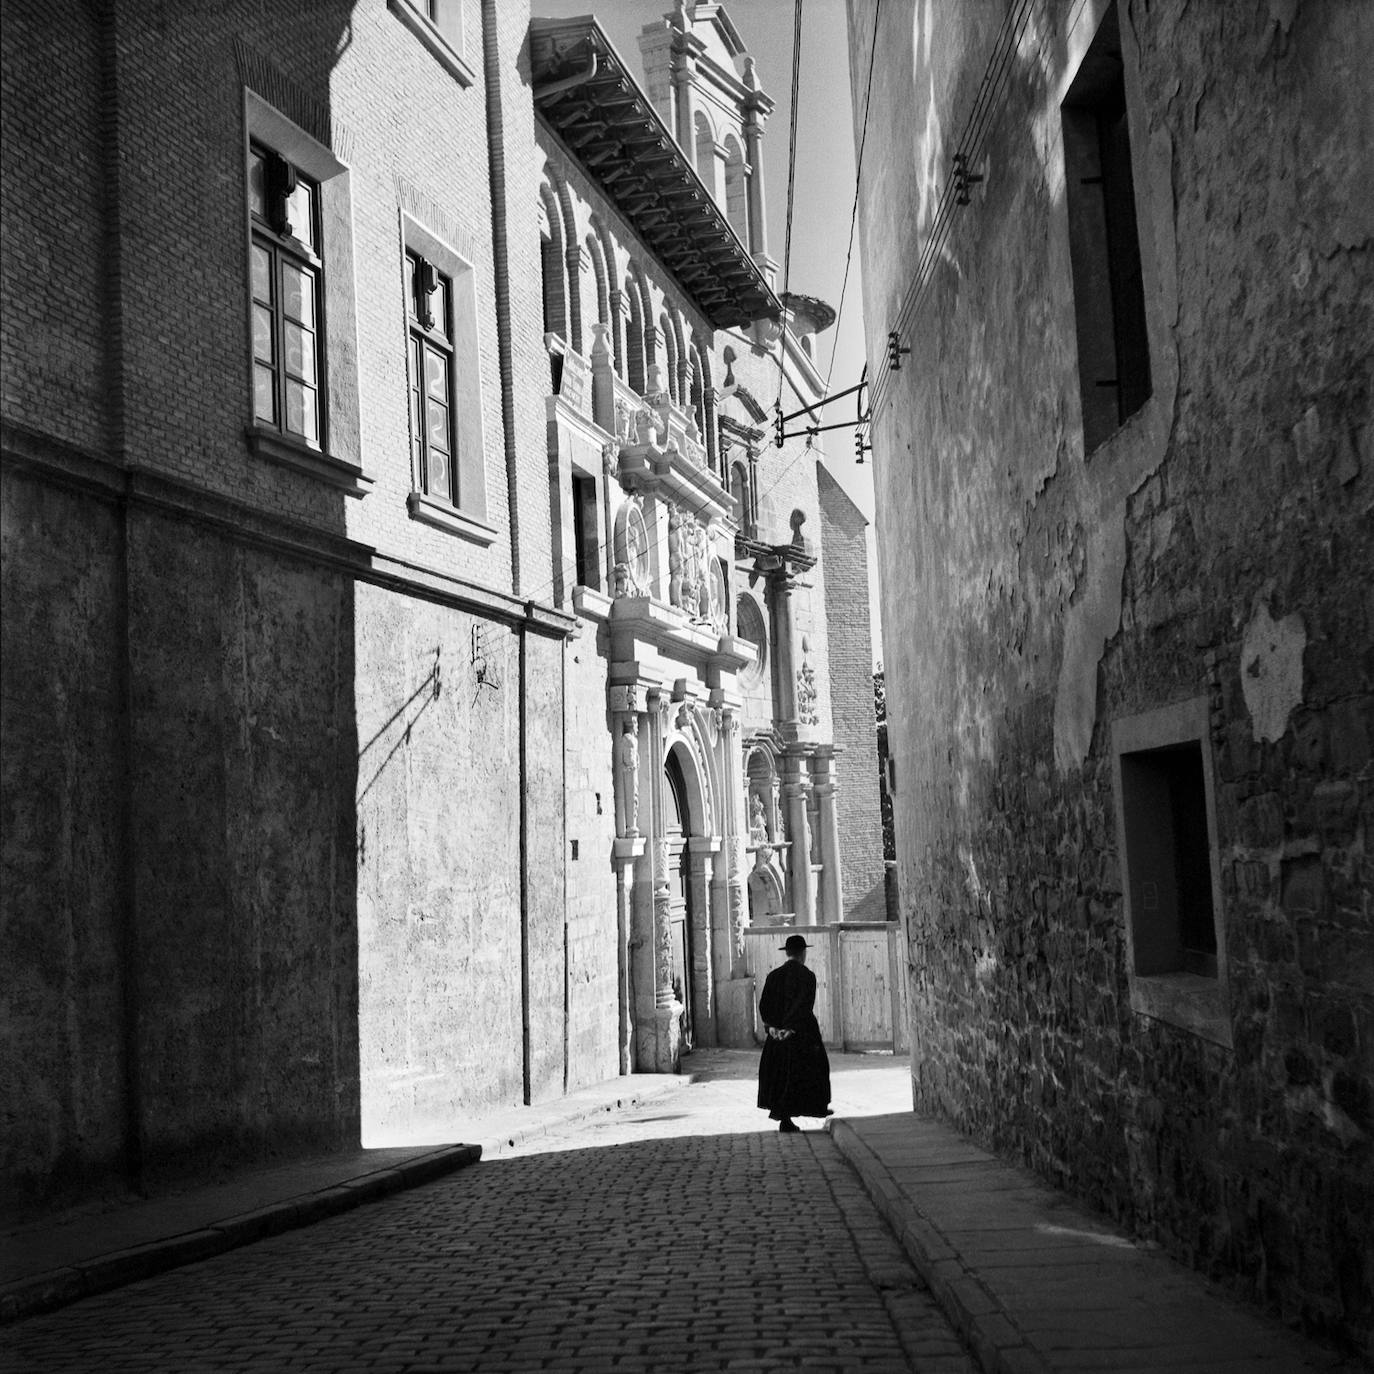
2, 1055, 973, 1373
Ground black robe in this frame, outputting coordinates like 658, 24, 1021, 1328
756, 958, 832, 1120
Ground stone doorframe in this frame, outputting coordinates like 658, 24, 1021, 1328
609, 680, 747, 1072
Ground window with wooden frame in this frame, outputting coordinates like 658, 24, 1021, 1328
1061, 2, 1151, 453
399, 214, 493, 544
406, 249, 457, 506
249, 143, 323, 448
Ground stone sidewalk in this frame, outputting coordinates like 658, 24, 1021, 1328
1, 1069, 690, 1325
829, 1111, 1359, 1374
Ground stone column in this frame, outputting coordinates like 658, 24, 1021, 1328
742, 64, 776, 285
812, 748, 844, 925
612, 842, 643, 1075
687, 841, 717, 1046
770, 573, 799, 726
720, 708, 748, 976
672, 47, 698, 164
645, 689, 681, 1070
780, 752, 815, 926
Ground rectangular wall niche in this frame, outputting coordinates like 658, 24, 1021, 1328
1111, 697, 1232, 1047
1061, 0, 1151, 453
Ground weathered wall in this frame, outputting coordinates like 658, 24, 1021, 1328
354, 588, 524, 1142
564, 628, 620, 1090
817, 464, 886, 920
851, 0, 1373, 1352
0, 468, 127, 1207
127, 509, 362, 1179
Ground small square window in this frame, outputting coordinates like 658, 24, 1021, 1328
1112, 697, 1232, 1046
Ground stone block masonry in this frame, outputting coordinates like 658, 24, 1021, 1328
850, 0, 1374, 1355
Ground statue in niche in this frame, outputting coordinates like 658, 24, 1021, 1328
617, 721, 640, 835
612, 561, 630, 599
602, 440, 619, 478
797, 662, 820, 725
749, 792, 768, 846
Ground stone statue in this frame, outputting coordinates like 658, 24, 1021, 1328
618, 721, 640, 835
749, 792, 768, 845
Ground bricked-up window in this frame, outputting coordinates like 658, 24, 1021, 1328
406, 251, 456, 505
1061, 2, 1151, 453
1111, 697, 1232, 1047
249, 144, 322, 447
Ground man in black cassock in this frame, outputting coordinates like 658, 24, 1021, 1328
757, 934, 832, 1133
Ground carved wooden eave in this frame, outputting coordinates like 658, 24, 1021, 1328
530, 16, 781, 330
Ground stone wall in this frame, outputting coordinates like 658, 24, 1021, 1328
850, 0, 1373, 1352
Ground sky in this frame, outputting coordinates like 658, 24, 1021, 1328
531, 0, 883, 657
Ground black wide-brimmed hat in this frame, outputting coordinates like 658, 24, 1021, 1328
779, 934, 810, 954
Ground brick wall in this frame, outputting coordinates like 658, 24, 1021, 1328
852, 0, 1373, 1353
0, 0, 583, 1204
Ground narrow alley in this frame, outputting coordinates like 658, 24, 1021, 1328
2, 1056, 969, 1374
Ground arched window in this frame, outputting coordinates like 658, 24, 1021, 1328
625, 269, 647, 394
660, 312, 679, 403
554, 180, 583, 354
538, 182, 567, 342
694, 110, 716, 190
730, 460, 753, 537
722, 134, 748, 245
585, 231, 611, 365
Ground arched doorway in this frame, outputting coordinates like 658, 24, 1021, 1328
663, 748, 694, 1051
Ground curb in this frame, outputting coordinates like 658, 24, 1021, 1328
3, 1077, 690, 1326
826, 1119, 1050, 1374
0, 1143, 481, 1328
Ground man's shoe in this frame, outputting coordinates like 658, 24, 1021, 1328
779, 1119, 801, 1133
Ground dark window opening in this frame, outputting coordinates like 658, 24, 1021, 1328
1062, 2, 1151, 453
1119, 741, 1218, 979
571, 472, 598, 589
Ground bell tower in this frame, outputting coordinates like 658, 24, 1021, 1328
638, 2, 778, 286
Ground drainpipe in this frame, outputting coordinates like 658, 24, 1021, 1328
482, 0, 521, 597
483, 1, 532, 1100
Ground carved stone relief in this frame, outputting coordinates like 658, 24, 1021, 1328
612, 498, 651, 598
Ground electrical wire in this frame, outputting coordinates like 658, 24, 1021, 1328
820, 0, 881, 418
774, 0, 805, 410
870, 0, 1043, 422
